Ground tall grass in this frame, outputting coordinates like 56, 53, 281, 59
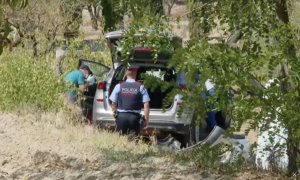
0, 48, 67, 111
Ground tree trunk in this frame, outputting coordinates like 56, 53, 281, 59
87, 5, 99, 30
187, 1, 209, 40
150, 0, 164, 15
276, 0, 299, 174
100, 0, 123, 31
29, 35, 38, 57
163, 0, 175, 16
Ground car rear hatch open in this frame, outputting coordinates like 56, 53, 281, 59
105, 30, 182, 68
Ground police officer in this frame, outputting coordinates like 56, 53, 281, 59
109, 68, 150, 136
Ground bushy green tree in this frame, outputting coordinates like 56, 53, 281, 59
0, 49, 67, 110
99, 0, 164, 31
184, 0, 300, 174
2, 0, 85, 56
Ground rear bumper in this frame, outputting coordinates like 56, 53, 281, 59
94, 120, 189, 135
148, 122, 189, 134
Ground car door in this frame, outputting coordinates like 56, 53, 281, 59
78, 59, 111, 120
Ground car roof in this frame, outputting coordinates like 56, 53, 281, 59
116, 62, 168, 68
105, 30, 124, 39
104, 30, 182, 40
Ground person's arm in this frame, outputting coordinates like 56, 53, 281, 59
109, 84, 120, 118
111, 102, 118, 119
140, 85, 150, 129
111, 102, 117, 113
143, 102, 150, 129
78, 73, 88, 92
79, 83, 88, 92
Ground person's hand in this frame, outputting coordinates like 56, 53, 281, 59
143, 119, 149, 130
113, 111, 117, 120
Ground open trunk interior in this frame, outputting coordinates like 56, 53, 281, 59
109, 65, 176, 109
146, 85, 174, 109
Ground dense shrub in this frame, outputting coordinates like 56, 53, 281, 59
0, 49, 67, 111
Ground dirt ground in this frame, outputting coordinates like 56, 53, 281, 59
0, 112, 292, 180
0, 112, 197, 179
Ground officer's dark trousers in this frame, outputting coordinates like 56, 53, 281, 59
116, 112, 141, 136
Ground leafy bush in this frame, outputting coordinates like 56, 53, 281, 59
58, 35, 112, 75
0, 48, 67, 111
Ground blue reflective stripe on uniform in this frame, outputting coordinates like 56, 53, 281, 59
109, 84, 120, 103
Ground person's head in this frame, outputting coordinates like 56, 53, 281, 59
125, 68, 137, 80
79, 64, 90, 78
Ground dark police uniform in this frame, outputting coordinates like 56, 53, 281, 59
109, 79, 150, 136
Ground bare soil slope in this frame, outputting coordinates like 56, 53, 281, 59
0, 112, 288, 180
0, 112, 203, 179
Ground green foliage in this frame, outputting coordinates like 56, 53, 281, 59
184, 0, 300, 172
1, 0, 88, 56
60, 0, 84, 39
0, 0, 28, 8
100, 0, 123, 31
60, 35, 111, 74
118, 15, 174, 61
0, 48, 68, 111
99, 0, 164, 31
116, 15, 183, 112
178, 143, 247, 175
121, 0, 163, 20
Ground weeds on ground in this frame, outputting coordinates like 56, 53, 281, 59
172, 143, 251, 176
91, 132, 163, 163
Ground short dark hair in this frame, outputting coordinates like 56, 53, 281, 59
79, 64, 90, 71
125, 68, 137, 77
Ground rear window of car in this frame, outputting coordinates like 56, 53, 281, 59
113, 64, 191, 89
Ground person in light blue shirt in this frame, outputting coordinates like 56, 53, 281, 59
64, 65, 89, 103
109, 68, 150, 136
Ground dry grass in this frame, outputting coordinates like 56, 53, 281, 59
1, 110, 293, 179
0, 109, 159, 173
38, 109, 157, 155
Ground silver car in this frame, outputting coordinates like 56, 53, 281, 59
90, 31, 194, 144
89, 31, 230, 147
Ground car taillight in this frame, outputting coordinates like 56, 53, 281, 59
96, 81, 106, 103
135, 47, 154, 52
97, 81, 106, 91
178, 84, 185, 91
176, 101, 182, 109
